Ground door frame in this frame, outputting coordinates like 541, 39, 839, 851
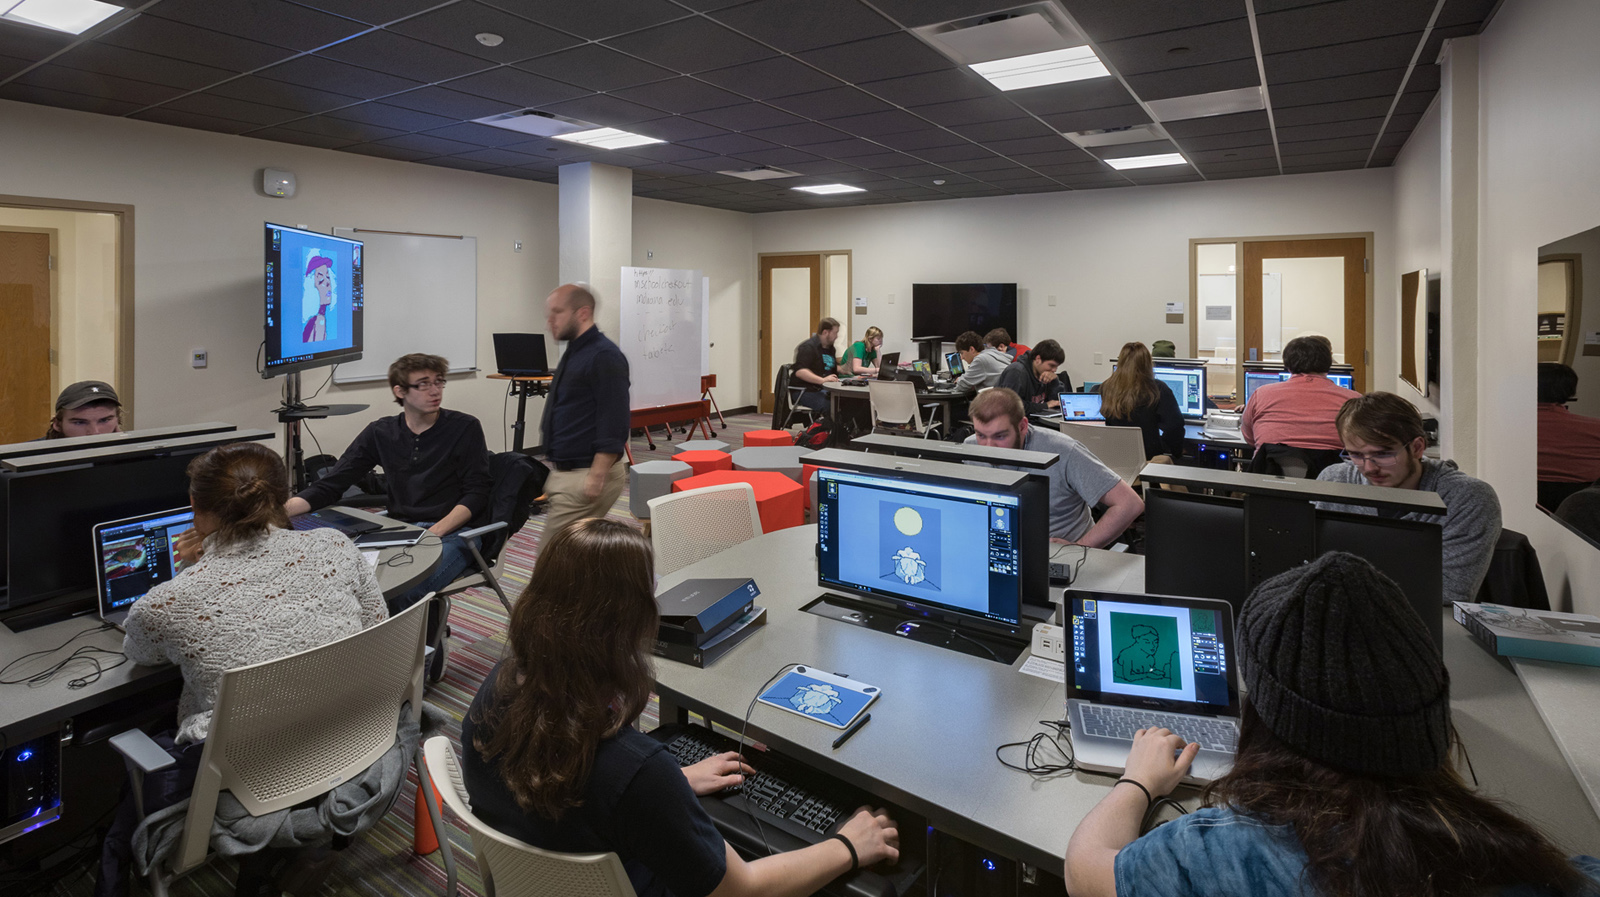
0, 195, 136, 426
757, 251, 829, 415
1189, 232, 1374, 397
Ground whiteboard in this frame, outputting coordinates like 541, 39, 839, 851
331, 228, 477, 383
621, 266, 704, 408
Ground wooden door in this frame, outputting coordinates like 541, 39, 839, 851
758, 254, 822, 414
1242, 238, 1368, 393
0, 232, 52, 444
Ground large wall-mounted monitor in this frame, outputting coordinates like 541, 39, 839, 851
911, 283, 1017, 342
263, 222, 365, 378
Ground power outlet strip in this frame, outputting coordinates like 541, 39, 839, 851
1031, 622, 1065, 662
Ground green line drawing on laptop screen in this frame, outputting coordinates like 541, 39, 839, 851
1110, 612, 1182, 691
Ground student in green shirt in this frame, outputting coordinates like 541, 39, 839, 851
841, 326, 883, 376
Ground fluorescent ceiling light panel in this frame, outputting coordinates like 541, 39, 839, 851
1105, 152, 1188, 170
970, 45, 1109, 91
1064, 124, 1167, 148
2, 0, 120, 33
553, 127, 663, 150
1146, 86, 1265, 122
793, 184, 865, 195
474, 111, 591, 138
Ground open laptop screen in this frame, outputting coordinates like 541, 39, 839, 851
1067, 590, 1238, 713
1057, 393, 1104, 421
94, 507, 195, 616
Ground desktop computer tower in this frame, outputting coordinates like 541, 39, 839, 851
927, 830, 1066, 897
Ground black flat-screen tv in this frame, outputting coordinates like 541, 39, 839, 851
263, 222, 365, 378
912, 283, 1017, 342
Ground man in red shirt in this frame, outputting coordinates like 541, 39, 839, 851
1241, 336, 1361, 476
1536, 363, 1600, 509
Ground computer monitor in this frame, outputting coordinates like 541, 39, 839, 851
1327, 373, 1354, 389
945, 352, 965, 377
1152, 364, 1207, 418
816, 467, 1026, 627
263, 222, 365, 378
1243, 370, 1359, 405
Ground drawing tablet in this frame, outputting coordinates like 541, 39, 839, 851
756, 665, 879, 730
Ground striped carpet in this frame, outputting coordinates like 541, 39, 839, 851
61, 411, 782, 897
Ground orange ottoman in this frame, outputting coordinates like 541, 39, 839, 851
676, 450, 733, 476
742, 429, 794, 447
672, 470, 805, 533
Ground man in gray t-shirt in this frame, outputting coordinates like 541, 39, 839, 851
963, 388, 1144, 545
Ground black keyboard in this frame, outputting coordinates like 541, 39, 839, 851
1078, 705, 1239, 752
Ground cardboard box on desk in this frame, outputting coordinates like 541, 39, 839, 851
656, 578, 760, 646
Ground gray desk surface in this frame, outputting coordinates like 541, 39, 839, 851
653, 526, 1600, 872
1512, 657, 1600, 823
0, 507, 438, 742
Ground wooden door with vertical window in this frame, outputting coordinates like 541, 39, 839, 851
758, 254, 822, 414
0, 231, 52, 444
1243, 238, 1368, 393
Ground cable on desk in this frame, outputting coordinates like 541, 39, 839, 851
0, 623, 129, 689
900, 618, 999, 661
995, 719, 1075, 776
1141, 796, 1189, 835
380, 532, 444, 569
736, 661, 807, 859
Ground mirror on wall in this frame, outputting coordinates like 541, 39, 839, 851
1399, 269, 1439, 398
1535, 227, 1600, 548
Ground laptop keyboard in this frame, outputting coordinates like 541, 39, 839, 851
1079, 705, 1239, 752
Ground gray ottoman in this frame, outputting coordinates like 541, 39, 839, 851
673, 439, 730, 454
629, 459, 693, 519
730, 446, 813, 483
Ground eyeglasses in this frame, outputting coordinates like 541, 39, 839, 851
1339, 448, 1402, 465
404, 378, 447, 392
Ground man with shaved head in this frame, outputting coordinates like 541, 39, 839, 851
539, 283, 631, 546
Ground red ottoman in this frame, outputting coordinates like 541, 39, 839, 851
676, 450, 733, 476
672, 470, 805, 533
742, 429, 795, 447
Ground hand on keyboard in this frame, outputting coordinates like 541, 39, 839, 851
837, 806, 901, 867
1125, 728, 1200, 797
682, 751, 756, 796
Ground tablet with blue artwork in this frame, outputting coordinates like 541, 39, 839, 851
756, 665, 879, 730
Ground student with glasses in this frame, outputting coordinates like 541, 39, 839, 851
1314, 392, 1502, 605
284, 352, 492, 613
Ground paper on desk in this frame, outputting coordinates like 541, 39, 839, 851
362, 550, 380, 568
1019, 654, 1065, 682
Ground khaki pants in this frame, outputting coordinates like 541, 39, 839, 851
542, 461, 628, 547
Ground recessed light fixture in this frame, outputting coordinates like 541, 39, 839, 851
1105, 152, 1188, 170
718, 167, 801, 181
970, 45, 1109, 91
793, 184, 865, 195
475, 32, 504, 47
1, 0, 121, 34
552, 127, 663, 150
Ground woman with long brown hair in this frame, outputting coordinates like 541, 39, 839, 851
1096, 341, 1183, 461
1063, 553, 1599, 897
462, 518, 899, 897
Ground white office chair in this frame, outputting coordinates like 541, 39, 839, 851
646, 482, 763, 578
419, 736, 638, 897
109, 597, 431, 897
1056, 421, 1146, 486
866, 380, 941, 439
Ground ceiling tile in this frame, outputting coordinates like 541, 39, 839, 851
388, 2, 582, 62
144, 0, 366, 52
164, 93, 305, 126
317, 31, 494, 83
604, 17, 775, 72
0, 54, 28, 80
329, 102, 458, 131
1161, 110, 1269, 138
745, 122, 849, 145
515, 44, 675, 92
1175, 127, 1275, 151
874, 128, 967, 151
1256, 0, 1436, 54
0, 82, 141, 116
612, 77, 747, 114
918, 145, 1005, 165
680, 132, 780, 155
130, 107, 252, 134
983, 135, 1076, 156
1006, 150, 1097, 167
378, 86, 517, 118
538, 93, 667, 126
710, 0, 898, 53
770, 86, 892, 119
677, 153, 769, 171
1264, 32, 1423, 83
796, 136, 882, 158
1269, 68, 1406, 106
1206, 166, 1283, 180
0, 22, 72, 61
631, 116, 729, 141
287, 0, 441, 25
1123, 57, 1261, 100
490, 0, 688, 40
98, 15, 295, 73
423, 156, 505, 171
1278, 146, 1372, 166
1435, 0, 1501, 28
784, 158, 867, 175
419, 122, 542, 146
1097, 18, 1255, 76
443, 67, 587, 108
863, 0, 1010, 29
52, 43, 234, 91
1275, 117, 1384, 143
687, 102, 807, 131
1281, 160, 1360, 174
1393, 89, 1435, 116
373, 133, 484, 155
342, 142, 436, 161
860, 68, 995, 108
908, 96, 1022, 127
453, 147, 550, 166
1031, 160, 1111, 176
948, 117, 1058, 142
1406, 63, 1440, 93
734, 147, 825, 166
1040, 104, 1150, 133
1273, 96, 1395, 127
1187, 143, 1277, 163
489, 166, 557, 181
278, 114, 407, 142
825, 109, 929, 137
1063, 0, 1246, 43
209, 76, 361, 114
1058, 172, 1133, 188
247, 126, 356, 149
698, 55, 840, 98
1195, 156, 1283, 173
843, 150, 920, 169
13, 64, 182, 106
1007, 78, 1137, 116
797, 33, 953, 83
260, 55, 424, 99
981, 174, 1059, 189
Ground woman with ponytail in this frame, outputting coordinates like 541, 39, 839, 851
100, 442, 386, 897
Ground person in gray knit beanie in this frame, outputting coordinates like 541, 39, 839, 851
1064, 552, 1599, 897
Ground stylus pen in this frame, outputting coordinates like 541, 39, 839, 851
832, 713, 871, 749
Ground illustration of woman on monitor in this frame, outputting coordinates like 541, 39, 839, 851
301, 253, 336, 343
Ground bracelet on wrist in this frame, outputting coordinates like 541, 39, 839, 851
1114, 778, 1154, 807
829, 832, 859, 872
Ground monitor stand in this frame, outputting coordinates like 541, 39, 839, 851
910, 336, 945, 372
802, 594, 1027, 664
272, 370, 369, 493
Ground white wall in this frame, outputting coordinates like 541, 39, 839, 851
751, 169, 1395, 395
1473, 0, 1600, 614
1392, 97, 1443, 414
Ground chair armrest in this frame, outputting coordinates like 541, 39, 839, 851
454, 521, 507, 541
110, 729, 177, 774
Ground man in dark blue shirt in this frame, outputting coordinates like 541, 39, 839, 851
539, 283, 630, 546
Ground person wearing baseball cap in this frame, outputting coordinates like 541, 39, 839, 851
1064, 552, 1599, 897
43, 380, 123, 439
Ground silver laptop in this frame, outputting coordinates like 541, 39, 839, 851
92, 506, 196, 630
1065, 589, 1241, 784
1058, 393, 1105, 422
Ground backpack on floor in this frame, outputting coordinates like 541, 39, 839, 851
796, 421, 833, 449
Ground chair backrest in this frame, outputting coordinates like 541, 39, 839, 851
1056, 422, 1146, 485
423, 737, 637, 897
477, 450, 543, 562
772, 363, 794, 429
866, 380, 925, 432
171, 598, 430, 874
1475, 528, 1552, 611
647, 482, 763, 578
